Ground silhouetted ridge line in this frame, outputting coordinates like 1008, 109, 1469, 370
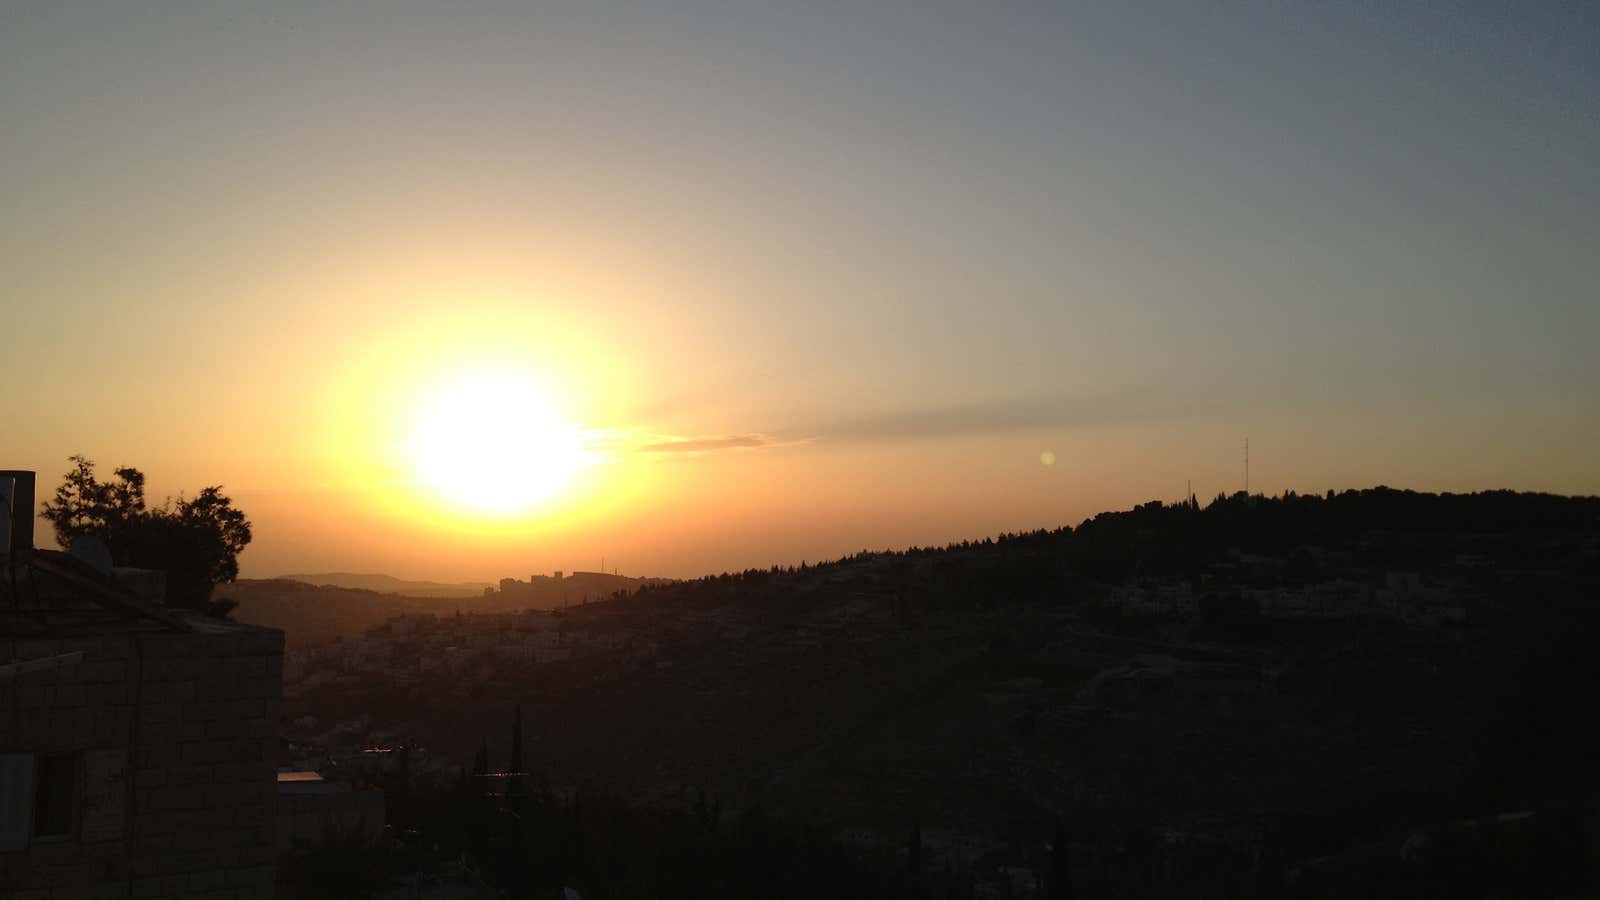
630, 486, 1600, 592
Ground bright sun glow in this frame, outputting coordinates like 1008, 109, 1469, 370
407, 372, 592, 514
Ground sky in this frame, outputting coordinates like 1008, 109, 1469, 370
3, 2, 1597, 581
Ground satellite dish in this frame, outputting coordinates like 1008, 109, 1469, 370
69, 535, 114, 576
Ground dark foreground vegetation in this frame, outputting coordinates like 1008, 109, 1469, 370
41, 455, 252, 615
284, 771, 899, 900
267, 488, 1600, 898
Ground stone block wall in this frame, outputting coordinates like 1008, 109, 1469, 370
1, 624, 284, 900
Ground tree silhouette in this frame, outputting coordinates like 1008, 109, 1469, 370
40, 455, 251, 614
473, 739, 490, 778
1048, 818, 1072, 900
506, 704, 528, 806
510, 704, 524, 774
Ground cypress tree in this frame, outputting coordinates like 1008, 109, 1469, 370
1049, 817, 1072, 900
510, 704, 524, 774
508, 705, 529, 804
909, 821, 923, 880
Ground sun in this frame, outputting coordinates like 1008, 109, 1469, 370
406, 371, 591, 514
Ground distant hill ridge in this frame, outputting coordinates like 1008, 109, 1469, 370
236, 570, 674, 648
277, 572, 492, 598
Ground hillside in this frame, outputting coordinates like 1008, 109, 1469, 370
278, 488, 1600, 892
225, 580, 445, 649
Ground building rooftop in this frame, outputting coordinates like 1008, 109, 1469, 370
276, 770, 344, 794
5, 540, 276, 639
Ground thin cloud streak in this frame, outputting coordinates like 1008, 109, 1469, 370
637, 435, 770, 453
635, 392, 1184, 455
797, 392, 1184, 443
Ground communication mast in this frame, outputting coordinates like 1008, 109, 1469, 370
1244, 437, 1250, 495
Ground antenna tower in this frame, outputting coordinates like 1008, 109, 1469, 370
1244, 437, 1250, 495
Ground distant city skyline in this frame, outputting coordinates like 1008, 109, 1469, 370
4, 3, 1596, 580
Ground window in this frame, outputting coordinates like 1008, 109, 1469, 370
0, 753, 34, 850
32, 754, 74, 839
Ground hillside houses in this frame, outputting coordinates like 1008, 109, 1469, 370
1104, 556, 1488, 625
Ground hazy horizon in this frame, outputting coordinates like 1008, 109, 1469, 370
5, 3, 1597, 582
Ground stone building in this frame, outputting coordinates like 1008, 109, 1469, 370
1, 470, 285, 899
